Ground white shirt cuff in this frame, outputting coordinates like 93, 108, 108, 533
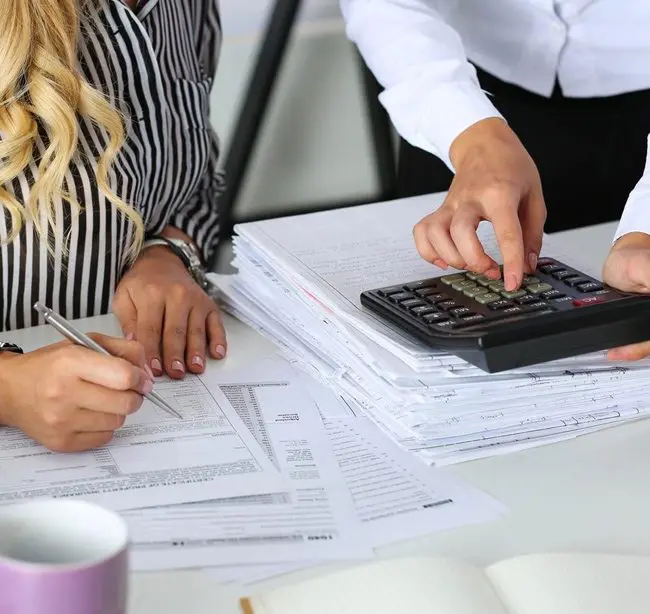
379, 79, 503, 171
613, 136, 650, 242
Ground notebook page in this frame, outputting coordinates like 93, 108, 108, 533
485, 553, 650, 614
249, 557, 508, 614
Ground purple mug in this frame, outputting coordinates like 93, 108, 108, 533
0, 500, 129, 614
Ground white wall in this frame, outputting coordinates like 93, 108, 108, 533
211, 0, 380, 222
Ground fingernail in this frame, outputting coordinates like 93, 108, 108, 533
191, 355, 204, 369
486, 268, 501, 279
144, 365, 155, 380
506, 274, 519, 291
529, 252, 538, 272
151, 358, 163, 375
142, 379, 154, 395
215, 345, 226, 359
126, 332, 135, 341
171, 359, 185, 373
433, 259, 447, 269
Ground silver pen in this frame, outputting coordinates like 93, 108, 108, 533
33, 302, 182, 420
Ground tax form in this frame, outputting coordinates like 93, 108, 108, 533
0, 375, 283, 510
204, 374, 506, 585
123, 362, 371, 571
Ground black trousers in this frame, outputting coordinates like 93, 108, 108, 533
397, 67, 650, 232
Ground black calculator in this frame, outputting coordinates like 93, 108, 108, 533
360, 257, 650, 373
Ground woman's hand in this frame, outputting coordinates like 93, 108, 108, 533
603, 232, 650, 361
413, 118, 546, 291
112, 240, 226, 379
0, 335, 151, 453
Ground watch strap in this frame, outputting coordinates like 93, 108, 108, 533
0, 342, 23, 355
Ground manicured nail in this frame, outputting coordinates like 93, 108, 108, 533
506, 274, 519, 292
142, 379, 154, 395
433, 259, 447, 270
215, 345, 226, 359
126, 332, 135, 341
529, 252, 538, 272
151, 358, 163, 375
144, 365, 155, 380
486, 268, 501, 279
171, 359, 185, 373
191, 355, 204, 369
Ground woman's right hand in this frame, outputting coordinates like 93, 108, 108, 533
412, 118, 546, 291
0, 335, 153, 453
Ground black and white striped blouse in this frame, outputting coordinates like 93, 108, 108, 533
0, 0, 222, 331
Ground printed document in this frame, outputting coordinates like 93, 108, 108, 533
0, 375, 283, 510
123, 362, 371, 570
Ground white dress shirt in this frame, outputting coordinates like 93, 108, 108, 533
340, 0, 650, 240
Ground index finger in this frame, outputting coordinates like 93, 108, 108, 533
492, 206, 525, 291
71, 349, 152, 394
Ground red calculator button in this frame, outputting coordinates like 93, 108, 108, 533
573, 295, 609, 307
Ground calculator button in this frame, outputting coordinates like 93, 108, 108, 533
451, 280, 477, 291
415, 287, 443, 298
406, 280, 436, 291
440, 274, 466, 285
475, 275, 493, 287
522, 276, 540, 286
434, 319, 456, 329
577, 281, 604, 293
488, 281, 506, 292
536, 258, 556, 266
401, 299, 426, 309
475, 292, 501, 305
552, 270, 577, 281
450, 307, 472, 317
516, 294, 541, 305
573, 295, 609, 306
437, 300, 460, 311
379, 286, 405, 296
540, 290, 566, 300
423, 312, 450, 324
458, 311, 480, 319
389, 292, 415, 302
539, 263, 563, 274
411, 305, 436, 316
465, 271, 481, 281
527, 283, 553, 294
422, 293, 448, 303
500, 289, 527, 300
463, 286, 489, 298
488, 299, 514, 311
564, 277, 590, 288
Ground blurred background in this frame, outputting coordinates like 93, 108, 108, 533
211, 0, 395, 232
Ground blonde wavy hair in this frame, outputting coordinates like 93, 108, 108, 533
0, 0, 144, 259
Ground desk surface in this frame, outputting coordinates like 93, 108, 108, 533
9, 221, 650, 614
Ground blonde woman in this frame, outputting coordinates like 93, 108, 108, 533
0, 0, 226, 452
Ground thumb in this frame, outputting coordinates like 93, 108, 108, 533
604, 247, 650, 292
519, 184, 546, 273
112, 291, 138, 341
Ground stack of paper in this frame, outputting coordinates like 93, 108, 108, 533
212, 194, 650, 466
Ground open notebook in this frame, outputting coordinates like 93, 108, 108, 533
240, 553, 650, 614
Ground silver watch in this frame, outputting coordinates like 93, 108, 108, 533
143, 237, 208, 289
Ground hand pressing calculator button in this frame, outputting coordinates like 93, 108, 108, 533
360, 257, 650, 373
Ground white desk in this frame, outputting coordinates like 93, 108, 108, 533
9, 221, 650, 614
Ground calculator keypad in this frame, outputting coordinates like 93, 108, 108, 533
373, 258, 614, 333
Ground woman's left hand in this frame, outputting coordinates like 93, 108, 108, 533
113, 244, 226, 379
603, 232, 650, 361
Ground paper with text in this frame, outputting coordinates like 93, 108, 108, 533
0, 375, 283, 510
